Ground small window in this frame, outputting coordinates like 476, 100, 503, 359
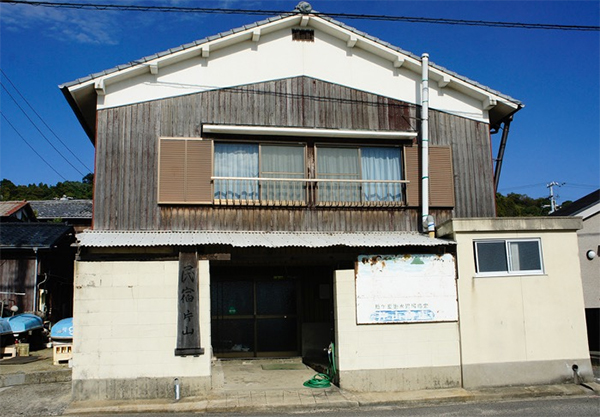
474, 239, 544, 276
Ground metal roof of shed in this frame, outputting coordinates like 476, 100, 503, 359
77, 230, 454, 248
0, 201, 30, 217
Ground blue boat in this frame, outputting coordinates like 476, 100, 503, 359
50, 317, 73, 341
0, 317, 12, 337
7, 313, 43, 334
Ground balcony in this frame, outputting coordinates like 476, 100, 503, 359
212, 177, 408, 207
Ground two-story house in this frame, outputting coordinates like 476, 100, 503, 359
61, 3, 592, 401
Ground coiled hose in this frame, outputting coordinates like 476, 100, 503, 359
303, 342, 337, 388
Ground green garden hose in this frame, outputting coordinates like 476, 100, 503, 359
303, 342, 337, 388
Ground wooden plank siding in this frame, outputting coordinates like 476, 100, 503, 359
0, 257, 35, 314
93, 76, 494, 231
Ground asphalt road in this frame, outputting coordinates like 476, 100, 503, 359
80, 397, 600, 417
0, 382, 71, 417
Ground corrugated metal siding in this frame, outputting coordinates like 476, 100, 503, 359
77, 230, 454, 248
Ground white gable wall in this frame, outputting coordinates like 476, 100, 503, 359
97, 26, 490, 124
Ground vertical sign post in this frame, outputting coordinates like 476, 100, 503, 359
175, 250, 204, 356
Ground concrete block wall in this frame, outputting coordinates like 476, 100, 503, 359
333, 270, 461, 392
72, 260, 211, 400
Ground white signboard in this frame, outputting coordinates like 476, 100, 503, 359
356, 254, 458, 324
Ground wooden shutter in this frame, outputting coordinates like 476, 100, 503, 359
158, 139, 186, 203
158, 138, 213, 204
404, 146, 420, 207
429, 147, 455, 207
185, 140, 213, 203
403, 145, 454, 207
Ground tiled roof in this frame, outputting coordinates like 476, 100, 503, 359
0, 223, 75, 249
0, 201, 29, 217
551, 189, 600, 217
29, 200, 92, 219
77, 230, 454, 248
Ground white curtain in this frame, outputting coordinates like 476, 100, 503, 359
260, 145, 305, 201
361, 147, 402, 202
317, 147, 360, 202
214, 143, 259, 200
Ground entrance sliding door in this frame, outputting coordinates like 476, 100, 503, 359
211, 275, 299, 358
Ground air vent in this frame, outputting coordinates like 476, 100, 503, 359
292, 29, 314, 42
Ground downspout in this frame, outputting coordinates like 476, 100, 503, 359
421, 53, 435, 237
493, 115, 512, 193
33, 247, 39, 313
493, 103, 523, 193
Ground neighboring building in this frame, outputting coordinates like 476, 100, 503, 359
59, 3, 592, 401
0, 201, 36, 223
0, 223, 76, 323
552, 189, 600, 352
30, 199, 93, 233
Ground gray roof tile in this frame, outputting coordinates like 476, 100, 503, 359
0, 223, 75, 249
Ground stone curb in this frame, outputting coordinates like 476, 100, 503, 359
64, 383, 600, 415
0, 370, 71, 388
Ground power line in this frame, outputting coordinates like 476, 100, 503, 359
2, 0, 598, 32
1, 82, 87, 177
0, 69, 92, 173
1, 111, 68, 181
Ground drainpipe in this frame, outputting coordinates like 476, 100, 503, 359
33, 248, 39, 313
421, 53, 435, 237
493, 115, 512, 193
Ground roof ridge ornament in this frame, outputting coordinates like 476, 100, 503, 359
295, 2, 313, 14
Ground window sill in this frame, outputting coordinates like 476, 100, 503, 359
473, 272, 546, 278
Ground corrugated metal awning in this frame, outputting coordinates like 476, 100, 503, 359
77, 230, 454, 248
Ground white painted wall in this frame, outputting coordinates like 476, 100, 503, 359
579, 212, 600, 308
453, 229, 590, 366
334, 269, 461, 372
72, 260, 211, 381
99, 28, 489, 123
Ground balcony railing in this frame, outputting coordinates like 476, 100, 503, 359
212, 177, 409, 207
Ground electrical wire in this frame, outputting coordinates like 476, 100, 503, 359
1, 0, 598, 32
0, 111, 68, 181
1, 82, 87, 177
0, 69, 93, 173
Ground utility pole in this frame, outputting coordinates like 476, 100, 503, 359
546, 181, 564, 214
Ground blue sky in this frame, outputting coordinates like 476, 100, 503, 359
1, 0, 598, 204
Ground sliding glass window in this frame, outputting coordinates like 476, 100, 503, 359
316, 146, 403, 203
214, 143, 305, 203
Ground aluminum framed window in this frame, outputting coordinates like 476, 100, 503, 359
474, 239, 544, 276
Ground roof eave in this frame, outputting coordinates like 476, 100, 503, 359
61, 11, 523, 139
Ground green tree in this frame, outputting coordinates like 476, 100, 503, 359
496, 193, 551, 217
0, 174, 93, 201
